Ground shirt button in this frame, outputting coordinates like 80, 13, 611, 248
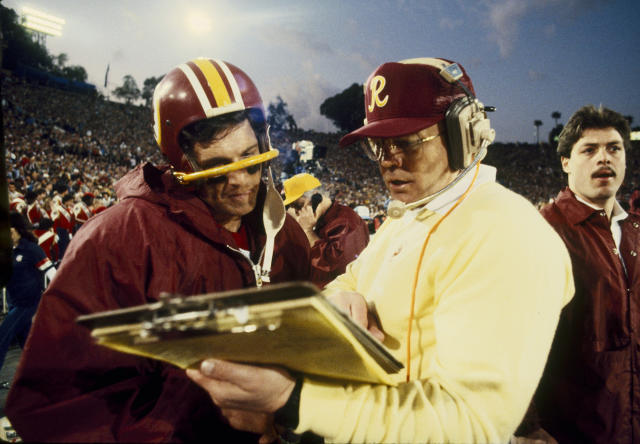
632, 251, 638, 257
613, 248, 619, 254
634, 222, 639, 229
600, 212, 606, 217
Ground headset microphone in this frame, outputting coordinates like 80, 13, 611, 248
386, 139, 489, 219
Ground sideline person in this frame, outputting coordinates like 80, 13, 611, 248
186, 57, 574, 443
283, 172, 369, 288
0, 212, 54, 384
522, 105, 640, 443
6, 58, 310, 442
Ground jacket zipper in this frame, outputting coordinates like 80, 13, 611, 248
226, 245, 265, 287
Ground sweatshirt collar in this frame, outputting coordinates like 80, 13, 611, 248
416, 164, 496, 216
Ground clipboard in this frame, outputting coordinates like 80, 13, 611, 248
76, 281, 403, 385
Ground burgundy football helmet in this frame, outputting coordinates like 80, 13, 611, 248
153, 58, 265, 173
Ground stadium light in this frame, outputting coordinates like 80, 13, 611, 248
20, 6, 65, 37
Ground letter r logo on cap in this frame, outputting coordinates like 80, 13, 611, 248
368, 75, 389, 112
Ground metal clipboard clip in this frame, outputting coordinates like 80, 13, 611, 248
133, 293, 283, 344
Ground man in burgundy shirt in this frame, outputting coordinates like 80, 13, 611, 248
527, 105, 640, 443
283, 172, 370, 288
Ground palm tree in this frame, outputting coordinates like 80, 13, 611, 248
534, 120, 543, 144
56, 53, 68, 69
551, 111, 561, 126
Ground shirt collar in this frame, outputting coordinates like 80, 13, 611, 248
556, 187, 628, 225
421, 164, 496, 215
573, 193, 628, 223
611, 200, 629, 224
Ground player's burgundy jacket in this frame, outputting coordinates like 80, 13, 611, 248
535, 187, 640, 444
6, 163, 310, 442
309, 202, 369, 288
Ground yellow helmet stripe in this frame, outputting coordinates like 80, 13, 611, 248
153, 90, 162, 146
193, 58, 233, 108
178, 62, 213, 115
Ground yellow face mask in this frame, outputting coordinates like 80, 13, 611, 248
172, 149, 279, 185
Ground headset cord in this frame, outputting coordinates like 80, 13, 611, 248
405, 160, 481, 382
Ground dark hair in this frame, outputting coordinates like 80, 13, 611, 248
25, 190, 37, 204
178, 109, 267, 157
62, 194, 74, 204
82, 194, 94, 205
9, 211, 37, 243
557, 105, 631, 158
53, 182, 68, 194
35, 218, 53, 230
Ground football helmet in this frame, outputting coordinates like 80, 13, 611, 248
153, 58, 269, 175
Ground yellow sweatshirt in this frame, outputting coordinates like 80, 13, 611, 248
297, 168, 574, 443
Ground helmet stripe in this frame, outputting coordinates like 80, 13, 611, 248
178, 62, 213, 115
215, 60, 245, 109
153, 91, 162, 146
193, 58, 233, 108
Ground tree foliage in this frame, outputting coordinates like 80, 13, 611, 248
0, 4, 53, 71
534, 120, 543, 144
51, 52, 88, 82
0, 5, 88, 83
59, 65, 88, 83
319, 83, 365, 132
548, 124, 563, 147
142, 76, 164, 108
112, 75, 141, 104
267, 96, 297, 132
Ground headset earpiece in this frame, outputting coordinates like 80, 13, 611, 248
383, 58, 496, 219
445, 96, 495, 170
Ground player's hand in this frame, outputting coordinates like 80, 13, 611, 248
326, 291, 385, 342
186, 359, 296, 414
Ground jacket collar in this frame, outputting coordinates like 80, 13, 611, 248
554, 187, 608, 225
315, 201, 337, 232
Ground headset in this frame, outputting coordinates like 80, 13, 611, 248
386, 58, 496, 219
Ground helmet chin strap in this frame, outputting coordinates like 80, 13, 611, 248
172, 149, 279, 185
386, 140, 488, 219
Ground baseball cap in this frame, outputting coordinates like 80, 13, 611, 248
282, 173, 321, 206
339, 57, 474, 147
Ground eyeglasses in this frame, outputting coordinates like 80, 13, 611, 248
363, 133, 441, 161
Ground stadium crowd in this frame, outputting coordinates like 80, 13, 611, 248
4, 71, 639, 249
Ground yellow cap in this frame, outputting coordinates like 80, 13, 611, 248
283, 173, 321, 205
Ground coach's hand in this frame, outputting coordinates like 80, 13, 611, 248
326, 290, 385, 342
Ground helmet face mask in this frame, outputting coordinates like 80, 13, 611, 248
169, 110, 279, 186
153, 58, 267, 174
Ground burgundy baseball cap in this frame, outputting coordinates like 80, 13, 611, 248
339, 58, 475, 147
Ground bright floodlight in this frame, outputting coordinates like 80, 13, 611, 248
185, 10, 212, 35
21, 6, 65, 37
